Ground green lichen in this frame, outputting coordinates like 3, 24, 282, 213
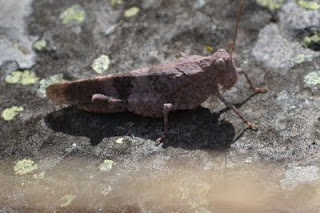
297, 0, 320, 10
205, 45, 214, 52
91, 54, 111, 74
304, 71, 320, 86
60, 194, 76, 207
124, 6, 140, 17
256, 0, 284, 10
194, 207, 212, 213
38, 74, 64, 97
33, 39, 47, 51
60, 5, 86, 24
292, 54, 313, 64
178, 183, 210, 210
115, 137, 124, 144
14, 158, 38, 175
111, 0, 123, 7
303, 33, 320, 50
102, 186, 112, 197
33, 172, 45, 179
5, 70, 39, 85
99, 159, 114, 171
178, 187, 190, 200
1, 106, 24, 121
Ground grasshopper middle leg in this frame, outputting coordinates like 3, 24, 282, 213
156, 103, 173, 143
127, 94, 174, 142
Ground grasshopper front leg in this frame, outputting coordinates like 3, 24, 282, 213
216, 92, 258, 130
237, 68, 267, 94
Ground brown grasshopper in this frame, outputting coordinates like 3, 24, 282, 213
47, 0, 267, 142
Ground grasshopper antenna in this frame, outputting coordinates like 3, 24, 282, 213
230, 0, 244, 60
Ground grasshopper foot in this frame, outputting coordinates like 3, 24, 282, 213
247, 122, 259, 130
155, 135, 166, 144
255, 87, 267, 94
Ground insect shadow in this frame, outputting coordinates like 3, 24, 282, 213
45, 106, 236, 150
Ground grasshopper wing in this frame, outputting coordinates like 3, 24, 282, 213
46, 64, 198, 105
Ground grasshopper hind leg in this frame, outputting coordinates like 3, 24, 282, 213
81, 93, 127, 113
92, 94, 125, 104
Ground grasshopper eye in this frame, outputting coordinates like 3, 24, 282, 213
215, 58, 226, 67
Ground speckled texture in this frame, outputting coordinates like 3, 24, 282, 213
0, 0, 36, 68
280, 0, 320, 35
256, 0, 285, 11
252, 24, 318, 73
1, 0, 320, 212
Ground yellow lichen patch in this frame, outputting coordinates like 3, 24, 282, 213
33, 172, 45, 179
297, 0, 320, 10
304, 71, 320, 86
178, 187, 190, 200
13, 158, 38, 175
38, 74, 64, 97
111, 0, 123, 7
115, 137, 124, 144
303, 33, 320, 50
5, 70, 39, 85
124, 7, 140, 17
91, 54, 111, 74
256, 0, 284, 10
194, 207, 212, 213
293, 53, 313, 64
177, 183, 210, 210
33, 39, 47, 51
101, 186, 112, 197
99, 159, 114, 171
1, 106, 24, 121
60, 194, 76, 207
205, 45, 214, 52
60, 5, 86, 24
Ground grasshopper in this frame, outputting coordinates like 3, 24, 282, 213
47, 0, 267, 142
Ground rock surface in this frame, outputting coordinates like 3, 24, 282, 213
0, 0, 320, 212
0, 0, 36, 68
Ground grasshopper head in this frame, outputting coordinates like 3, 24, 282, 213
211, 49, 238, 90
209, 0, 244, 90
